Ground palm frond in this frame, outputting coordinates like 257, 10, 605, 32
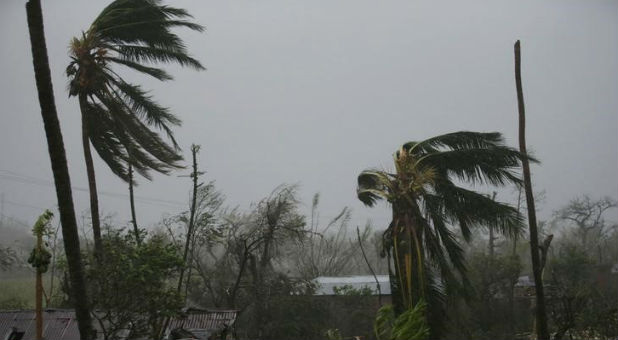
110, 45, 204, 70
406, 131, 504, 155
104, 75, 181, 148
357, 170, 394, 207
68, 0, 204, 182
433, 183, 525, 238
107, 57, 173, 80
416, 147, 525, 186
94, 91, 183, 174
83, 102, 130, 181
422, 196, 466, 276
92, 0, 204, 38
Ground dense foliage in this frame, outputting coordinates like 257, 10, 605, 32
82, 230, 183, 340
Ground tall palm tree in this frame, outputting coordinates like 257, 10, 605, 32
66, 0, 205, 256
26, 0, 94, 338
357, 131, 531, 335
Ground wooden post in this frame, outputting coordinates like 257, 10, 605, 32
514, 40, 550, 340
129, 164, 140, 245
35, 231, 43, 340
488, 192, 497, 258
177, 144, 201, 295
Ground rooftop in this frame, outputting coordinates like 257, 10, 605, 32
313, 275, 391, 295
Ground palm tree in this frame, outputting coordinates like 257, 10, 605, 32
26, 0, 94, 337
357, 131, 531, 335
66, 0, 205, 256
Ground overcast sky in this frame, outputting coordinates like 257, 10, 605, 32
1, 0, 617, 234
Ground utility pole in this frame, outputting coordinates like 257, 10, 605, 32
488, 191, 497, 258
1, 192, 5, 226
128, 164, 140, 245
161, 145, 202, 340
177, 144, 203, 295
514, 40, 550, 340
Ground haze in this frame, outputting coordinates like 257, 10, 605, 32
1, 0, 616, 230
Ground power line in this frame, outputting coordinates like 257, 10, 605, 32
0, 169, 186, 208
0, 213, 31, 228
3, 199, 49, 211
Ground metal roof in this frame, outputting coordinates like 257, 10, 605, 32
515, 275, 535, 287
0, 308, 238, 340
168, 309, 238, 332
0, 309, 80, 340
313, 275, 391, 295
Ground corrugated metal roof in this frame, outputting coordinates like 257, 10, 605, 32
313, 275, 391, 295
0, 309, 81, 340
168, 309, 238, 332
0, 309, 238, 340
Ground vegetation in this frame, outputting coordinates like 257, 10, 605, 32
356, 131, 530, 337
66, 0, 204, 257
2, 184, 617, 340
81, 229, 183, 340
12, 1, 616, 339
375, 302, 429, 340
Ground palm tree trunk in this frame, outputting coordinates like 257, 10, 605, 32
79, 94, 103, 259
128, 164, 140, 244
514, 40, 550, 340
25, 1, 94, 338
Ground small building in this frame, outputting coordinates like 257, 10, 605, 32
514, 275, 535, 297
166, 308, 238, 340
0, 308, 238, 340
313, 275, 391, 296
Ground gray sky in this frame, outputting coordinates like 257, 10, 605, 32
1, 0, 617, 233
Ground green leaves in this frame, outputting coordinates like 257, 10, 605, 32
83, 229, 183, 339
32, 209, 53, 236
375, 303, 396, 340
375, 301, 430, 340
29, 210, 54, 272
68, 0, 204, 183
357, 170, 395, 207
357, 131, 530, 335
406, 131, 506, 155
27, 247, 52, 272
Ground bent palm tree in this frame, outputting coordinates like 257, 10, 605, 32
26, 0, 94, 337
66, 0, 204, 256
357, 131, 531, 336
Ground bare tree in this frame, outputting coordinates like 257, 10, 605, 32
553, 196, 617, 254
177, 144, 204, 296
292, 193, 360, 279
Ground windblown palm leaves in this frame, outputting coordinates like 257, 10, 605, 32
67, 0, 204, 181
357, 131, 532, 334
67, 0, 203, 256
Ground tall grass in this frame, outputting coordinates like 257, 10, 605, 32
0, 276, 57, 309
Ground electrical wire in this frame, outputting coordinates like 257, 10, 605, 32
0, 169, 186, 208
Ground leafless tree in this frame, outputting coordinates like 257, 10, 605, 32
553, 195, 617, 254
